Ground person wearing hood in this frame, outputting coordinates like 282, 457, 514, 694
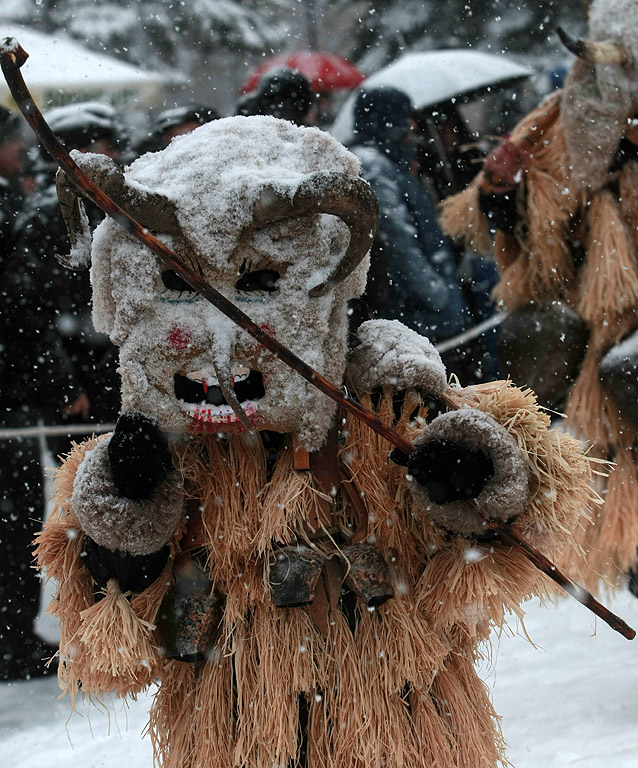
10, 101, 123, 428
236, 67, 316, 126
348, 86, 478, 378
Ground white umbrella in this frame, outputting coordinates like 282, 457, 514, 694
330, 49, 533, 144
0, 24, 179, 108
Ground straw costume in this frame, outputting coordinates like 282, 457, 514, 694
440, 0, 638, 589
35, 116, 594, 768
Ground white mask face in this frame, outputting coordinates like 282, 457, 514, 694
88, 117, 369, 448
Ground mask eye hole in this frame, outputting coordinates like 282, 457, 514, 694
161, 270, 197, 293
235, 269, 280, 293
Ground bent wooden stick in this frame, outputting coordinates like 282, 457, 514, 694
2, 38, 633, 640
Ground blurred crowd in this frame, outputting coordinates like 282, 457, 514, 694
0, 64, 531, 680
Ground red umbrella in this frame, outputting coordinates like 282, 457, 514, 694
241, 51, 364, 94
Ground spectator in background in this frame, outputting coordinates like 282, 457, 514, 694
347, 86, 489, 382
236, 67, 316, 126
414, 101, 484, 204
134, 104, 219, 155
0, 106, 63, 679
11, 101, 123, 430
412, 102, 500, 376
0, 106, 26, 267
1, 102, 127, 679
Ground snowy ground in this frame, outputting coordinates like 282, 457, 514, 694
1, 585, 636, 768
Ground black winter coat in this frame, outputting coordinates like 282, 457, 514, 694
1, 170, 117, 426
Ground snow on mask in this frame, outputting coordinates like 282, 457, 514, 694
57, 116, 376, 449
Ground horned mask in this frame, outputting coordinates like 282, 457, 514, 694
57, 116, 377, 450
560, 0, 638, 187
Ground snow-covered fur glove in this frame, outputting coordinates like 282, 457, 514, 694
406, 408, 531, 538
108, 411, 173, 499
348, 319, 447, 395
72, 431, 184, 556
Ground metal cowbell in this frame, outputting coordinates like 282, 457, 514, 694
599, 329, 638, 427
268, 545, 327, 608
497, 302, 588, 411
340, 542, 394, 608
156, 555, 223, 670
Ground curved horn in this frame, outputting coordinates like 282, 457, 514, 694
55, 168, 92, 270
557, 26, 633, 67
56, 154, 182, 267
253, 171, 378, 297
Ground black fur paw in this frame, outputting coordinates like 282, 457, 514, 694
407, 439, 494, 504
108, 411, 172, 500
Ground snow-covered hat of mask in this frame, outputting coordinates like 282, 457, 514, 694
57, 116, 377, 449
561, 0, 638, 188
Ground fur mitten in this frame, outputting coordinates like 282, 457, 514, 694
407, 408, 530, 538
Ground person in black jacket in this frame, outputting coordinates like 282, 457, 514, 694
0, 106, 65, 679
12, 102, 123, 429
0, 103, 124, 678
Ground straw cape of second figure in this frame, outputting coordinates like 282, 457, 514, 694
441, 0, 638, 593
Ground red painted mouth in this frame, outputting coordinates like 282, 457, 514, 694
178, 369, 265, 434
189, 402, 261, 434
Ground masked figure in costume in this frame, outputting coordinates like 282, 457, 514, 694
35, 115, 595, 768
441, 0, 638, 591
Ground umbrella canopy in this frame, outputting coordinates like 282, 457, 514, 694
241, 51, 364, 94
0, 24, 178, 108
330, 49, 533, 144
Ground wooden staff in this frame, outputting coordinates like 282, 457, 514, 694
1, 38, 634, 641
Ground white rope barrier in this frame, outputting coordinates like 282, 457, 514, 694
435, 311, 509, 354
0, 422, 116, 440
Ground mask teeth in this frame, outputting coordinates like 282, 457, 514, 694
186, 370, 220, 386
213, 358, 254, 432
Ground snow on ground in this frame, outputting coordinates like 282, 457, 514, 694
1, 587, 637, 768
481, 588, 638, 768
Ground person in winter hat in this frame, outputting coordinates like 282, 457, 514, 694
42, 101, 121, 160
440, 0, 638, 590
348, 86, 487, 382
5, 99, 122, 485
135, 104, 220, 155
236, 67, 316, 125
153, 104, 219, 144
31, 110, 597, 767
352, 85, 416, 156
